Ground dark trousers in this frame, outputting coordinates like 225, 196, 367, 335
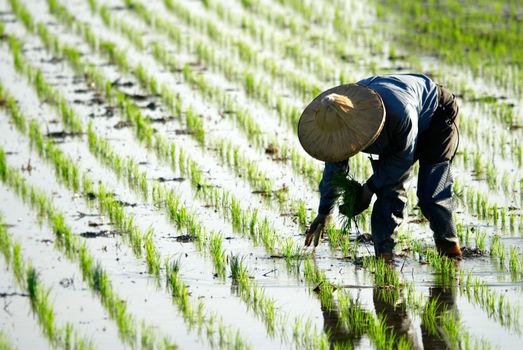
371, 85, 460, 254
415, 85, 460, 246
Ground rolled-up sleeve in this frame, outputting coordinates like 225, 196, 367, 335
318, 160, 349, 215
366, 106, 418, 193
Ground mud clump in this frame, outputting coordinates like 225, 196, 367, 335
114, 121, 132, 129
80, 230, 118, 238
265, 143, 278, 155
460, 247, 487, 258
156, 176, 185, 183
174, 235, 196, 243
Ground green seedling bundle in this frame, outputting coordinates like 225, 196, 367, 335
330, 173, 363, 232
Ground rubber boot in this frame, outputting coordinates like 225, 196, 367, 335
376, 252, 393, 262
436, 241, 462, 258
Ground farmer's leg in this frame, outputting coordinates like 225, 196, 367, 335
417, 162, 458, 245
417, 85, 460, 247
370, 159, 409, 255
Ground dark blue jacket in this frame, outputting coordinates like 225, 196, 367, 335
318, 73, 438, 215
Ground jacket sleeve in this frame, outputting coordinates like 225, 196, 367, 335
366, 106, 418, 193
318, 160, 349, 215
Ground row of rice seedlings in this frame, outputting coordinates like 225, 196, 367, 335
6, 38, 82, 134
0, 215, 94, 350
278, 0, 520, 116
454, 181, 521, 233
489, 236, 523, 280
2, 24, 328, 347
19, 6, 280, 255
86, 112, 330, 345
127, 0, 520, 222
87, 123, 149, 199
410, 243, 521, 333
92, 0, 322, 204
70, 1, 300, 212
0, 54, 256, 348
206, 0, 357, 86
0, 146, 173, 349
375, 0, 523, 94
0, 57, 248, 348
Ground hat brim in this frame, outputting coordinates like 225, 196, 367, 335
298, 84, 385, 162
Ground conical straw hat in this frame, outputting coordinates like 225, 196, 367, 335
298, 84, 385, 162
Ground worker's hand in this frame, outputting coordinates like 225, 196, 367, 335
304, 213, 331, 247
353, 183, 373, 215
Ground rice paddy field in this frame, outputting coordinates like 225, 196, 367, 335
0, 0, 522, 349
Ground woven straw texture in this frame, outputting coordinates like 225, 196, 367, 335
298, 84, 385, 162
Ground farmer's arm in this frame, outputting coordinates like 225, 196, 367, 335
366, 107, 418, 193
318, 160, 349, 215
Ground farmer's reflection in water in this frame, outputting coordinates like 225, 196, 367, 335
420, 283, 458, 349
322, 281, 457, 349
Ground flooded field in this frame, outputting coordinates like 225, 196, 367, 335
0, 0, 522, 349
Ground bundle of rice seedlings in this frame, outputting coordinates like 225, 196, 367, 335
330, 173, 363, 232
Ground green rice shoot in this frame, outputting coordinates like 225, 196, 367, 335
330, 172, 362, 232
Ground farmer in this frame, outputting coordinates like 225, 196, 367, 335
299, 73, 462, 259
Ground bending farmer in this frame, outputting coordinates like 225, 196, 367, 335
298, 74, 462, 259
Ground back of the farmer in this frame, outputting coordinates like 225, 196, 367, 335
298, 73, 462, 260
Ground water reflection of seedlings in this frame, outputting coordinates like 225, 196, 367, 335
459, 271, 521, 332
509, 247, 522, 276
165, 260, 192, 317
474, 230, 487, 252
489, 235, 505, 266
